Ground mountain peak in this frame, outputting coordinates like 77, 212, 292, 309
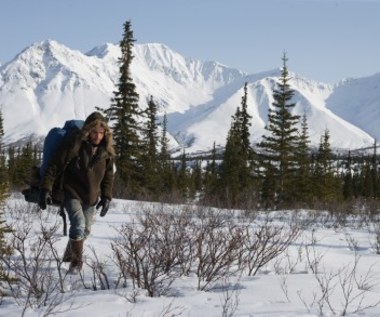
86, 42, 119, 59
0, 39, 378, 152
15, 39, 71, 61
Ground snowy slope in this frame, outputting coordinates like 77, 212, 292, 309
326, 74, 380, 142
0, 40, 377, 152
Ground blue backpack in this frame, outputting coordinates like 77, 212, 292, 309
40, 120, 84, 178
22, 119, 84, 236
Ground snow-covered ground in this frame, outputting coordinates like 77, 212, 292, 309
2, 194, 380, 317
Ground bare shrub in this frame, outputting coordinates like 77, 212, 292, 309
152, 300, 185, 317
241, 215, 302, 276
111, 208, 186, 297
192, 208, 244, 291
1, 204, 77, 316
83, 245, 111, 291
367, 214, 380, 254
301, 231, 380, 316
218, 277, 241, 317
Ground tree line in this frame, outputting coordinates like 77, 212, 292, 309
1, 20, 380, 212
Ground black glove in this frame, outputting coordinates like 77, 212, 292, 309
96, 198, 110, 217
38, 189, 52, 210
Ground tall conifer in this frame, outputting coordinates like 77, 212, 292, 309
158, 113, 175, 197
203, 142, 219, 204
219, 83, 254, 207
313, 129, 342, 203
106, 20, 142, 198
258, 53, 300, 205
292, 113, 312, 203
141, 96, 160, 197
0, 110, 12, 292
342, 151, 354, 200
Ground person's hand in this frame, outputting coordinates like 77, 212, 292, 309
38, 189, 52, 210
96, 198, 110, 217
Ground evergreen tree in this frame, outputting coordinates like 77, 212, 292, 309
259, 161, 277, 209
0, 109, 8, 202
0, 110, 3, 139
189, 159, 203, 199
159, 113, 170, 164
313, 129, 342, 203
342, 151, 354, 200
292, 113, 312, 204
202, 142, 220, 204
158, 113, 175, 197
240, 82, 253, 158
258, 53, 300, 205
176, 150, 189, 199
6, 142, 39, 189
0, 110, 12, 293
6, 146, 16, 189
370, 142, 379, 198
220, 115, 243, 206
141, 96, 160, 198
359, 157, 375, 198
106, 20, 142, 198
219, 83, 255, 207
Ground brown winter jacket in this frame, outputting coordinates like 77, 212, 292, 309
41, 114, 115, 206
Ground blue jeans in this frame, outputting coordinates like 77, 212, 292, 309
64, 197, 96, 240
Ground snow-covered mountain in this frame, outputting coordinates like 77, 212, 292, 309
0, 39, 378, 153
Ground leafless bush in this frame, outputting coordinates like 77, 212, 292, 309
117, 288, 140, 304
1, 205, 77, 316
111, 208, 186, 297
112, 205, 303, 294
83, 245, 111, 290
300, 232, 380, 316
218, 277, 241, 317
241, 215, 302, 276
367, 214, 380, 254
152, 300, 185, 317
273, 244, 304, 275
192, 208, 244, 291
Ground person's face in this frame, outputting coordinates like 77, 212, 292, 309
89, 126, 105, 145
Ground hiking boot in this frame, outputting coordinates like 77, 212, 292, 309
62, 239, 72, 262
68, 239, 84, 275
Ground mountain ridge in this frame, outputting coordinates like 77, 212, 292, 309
0, 39, 378, 153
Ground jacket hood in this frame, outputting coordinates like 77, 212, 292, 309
81, 112, 115, 157
84, 111, 107, 126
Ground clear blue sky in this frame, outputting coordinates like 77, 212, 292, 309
1, 0, 379, 83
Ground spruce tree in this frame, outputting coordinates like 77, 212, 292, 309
313, 129, 342, 203
359, 157, 375, 198
220, 115, 243, 206
141, 96, 160, 198
258, 53, 300, 205
240, 82, 253, 158
0, 109, 9, 203
0, 110, 12, 292
159, 113, 170, 164
189, 159, 203, 199
219, 82, 254, 207
370, 142, 379, 198
176, 150, 189, 199
292, 113, 312, 204
0, 110, 3, 140
8, 142, 39, 189
342, 151, 354, 200
106, 20, 142, 198
203, 142, 219, 204
158, 113, 175, 197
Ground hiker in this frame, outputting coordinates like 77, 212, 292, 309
38, 111, 115, 274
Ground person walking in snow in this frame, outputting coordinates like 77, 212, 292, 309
38, 111, 115, 274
